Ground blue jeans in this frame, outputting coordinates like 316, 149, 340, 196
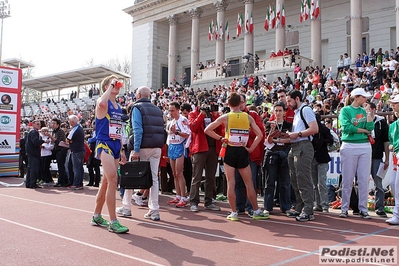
71, 150, 85, 186
235, 161, 258, 212
371, 158, 385, 211
328, 185, 337, 202
263, 152, 291, 212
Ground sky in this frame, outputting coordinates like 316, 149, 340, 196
2, 0, 133, 77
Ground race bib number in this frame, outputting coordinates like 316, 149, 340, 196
169, 133, 183, 144
109, 122, 122, 139
228, 129, 249, 146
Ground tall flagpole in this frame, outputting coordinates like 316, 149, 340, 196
0, 0, 10, 66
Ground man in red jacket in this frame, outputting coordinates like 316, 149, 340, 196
234, 94, 265, 216
188, 103, 224, 212
269, 89, 295, 123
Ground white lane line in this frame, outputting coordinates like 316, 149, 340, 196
1, 192, 398, 245
0, 193, 315, 256
0, 217, 164, 266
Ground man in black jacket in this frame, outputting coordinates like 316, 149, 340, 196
50, 118, 69, 187
312, 115, 334, 212
25, 120, 49, 188
365, 102, 390, 218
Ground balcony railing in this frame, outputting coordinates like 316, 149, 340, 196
193, 55, 313, 83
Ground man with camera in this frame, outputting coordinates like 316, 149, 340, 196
188, 100, 223, 212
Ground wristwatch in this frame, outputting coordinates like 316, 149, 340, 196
298, 132, 302, 137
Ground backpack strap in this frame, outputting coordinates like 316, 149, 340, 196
299, 105, 311, 141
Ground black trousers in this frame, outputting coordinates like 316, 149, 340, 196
26, 155, 40, 188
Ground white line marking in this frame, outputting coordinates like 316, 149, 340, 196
1, 192, 398, 257
0, 217, 165, 266
0, 193, 314, 256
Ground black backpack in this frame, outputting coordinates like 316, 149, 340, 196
299, 106, 323, 150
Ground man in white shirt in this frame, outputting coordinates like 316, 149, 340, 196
343, 53, 351, 70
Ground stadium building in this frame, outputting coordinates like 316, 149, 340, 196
123, 0, 399, 90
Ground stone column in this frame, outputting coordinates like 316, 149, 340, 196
396, 0, 399, 46
190, 7, 203, 84
311, 1, 322, 67
214, 0, 228, 66
275, 0, 285, 53
243, 0, 254, 56
167, 15, 179, 85
350, 0, 362, 64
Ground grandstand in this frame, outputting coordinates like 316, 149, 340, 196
21, 96, 100, 117
20, 65, 130, 118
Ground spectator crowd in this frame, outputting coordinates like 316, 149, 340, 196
19, 47, 399, 228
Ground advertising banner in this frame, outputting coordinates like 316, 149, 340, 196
326, 151, 391, 189
0, 66, 22, 177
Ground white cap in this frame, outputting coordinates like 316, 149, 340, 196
389, 95, 399, 103
350, 88, 371, 98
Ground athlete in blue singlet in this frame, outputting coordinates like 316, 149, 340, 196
91, 75, 128, 234
95, 100, 123, 159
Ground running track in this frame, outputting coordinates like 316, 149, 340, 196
0, 177, 397, 266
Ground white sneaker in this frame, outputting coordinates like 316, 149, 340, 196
144, 210, 160, 221
116, 207, 132, 217
132, 193, 143, 206
385, 216, 399, 225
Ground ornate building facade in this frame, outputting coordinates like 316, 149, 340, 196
124, 0, 399, 90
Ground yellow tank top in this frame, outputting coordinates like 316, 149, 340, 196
225, 112, 250, 146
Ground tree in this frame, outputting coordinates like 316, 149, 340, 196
21, 64, 41, 104
104, 57, 131, 94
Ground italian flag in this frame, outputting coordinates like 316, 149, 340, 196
300, 0, 304, 23
208, 22, 212, 41
213, 20, 219, 40
219, 20, 223, 40
310, 0, 315, 20
249, 12, 254, 33
225, 20, 230, 41
315, 0, 320, 19
245, 11, 249, 33
281, 5, 286, 27
305, 0, 310, 21
264, 8, 270, 31
237, 13, 243, 37
276, 4, 281, 27
271, 5, 276, 29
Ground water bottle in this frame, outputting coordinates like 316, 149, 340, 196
219, 142, 227, 158
368, 134, 375, 145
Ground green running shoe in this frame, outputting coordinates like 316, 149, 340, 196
91, 215, 109, 227
252, 210, 270, 220
108, 220, 129, 234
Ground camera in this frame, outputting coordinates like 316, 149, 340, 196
210, 104, 218, 112
243, 52, 254, 60
200, 103, 218, 112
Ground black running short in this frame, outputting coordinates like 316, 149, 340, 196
224, 146, 250, 169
